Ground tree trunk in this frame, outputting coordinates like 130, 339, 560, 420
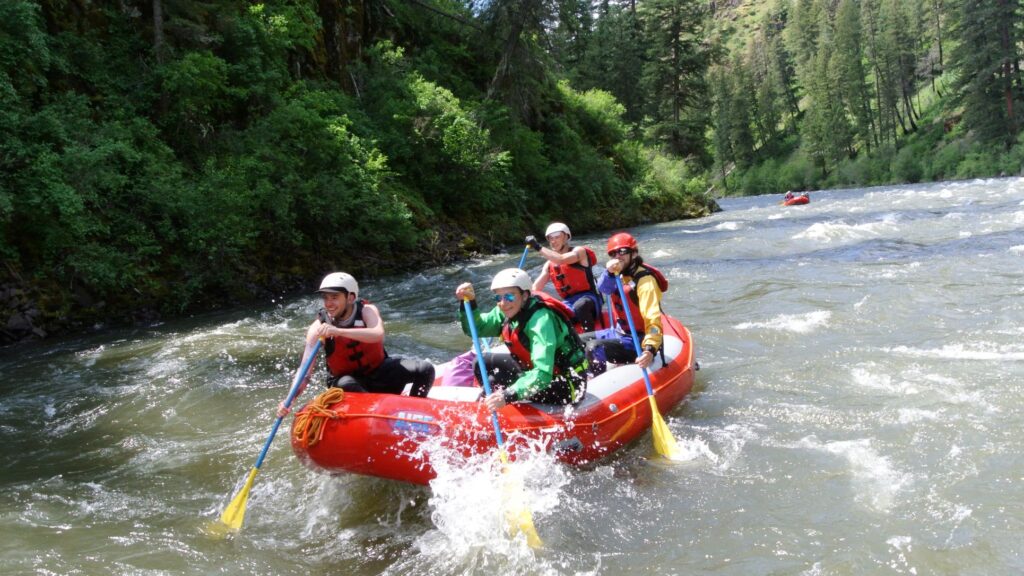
152, 0, 164, 63
316, 0, 365, 92
999, 0, 1016, 142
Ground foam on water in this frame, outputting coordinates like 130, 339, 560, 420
886, 343, 1024, 361
850, 366, 921, 396
794, 219, 895, 244
798, 437, 910, 512
735, 310, 831, 333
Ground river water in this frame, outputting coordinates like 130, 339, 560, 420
3, 178, 1024, 575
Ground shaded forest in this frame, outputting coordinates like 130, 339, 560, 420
0, 0, 718, 342
3, 0, 1022, 343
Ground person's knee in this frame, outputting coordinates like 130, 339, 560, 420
417, 359, 435, 379
335, 376, 366, 393
574, 298, 595, 319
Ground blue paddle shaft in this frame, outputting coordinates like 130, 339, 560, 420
464, 299, 506, 448
605, 293, 613, 331
518, 246, 529, 269
253, 338, 323, 470
614, 275, 656, 397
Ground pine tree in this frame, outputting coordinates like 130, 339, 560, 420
579, 2, 646, 127
639, 0, 712, 159
948, 0, 1023, 147
833, 0, 876, 153
800, 5, 853, 176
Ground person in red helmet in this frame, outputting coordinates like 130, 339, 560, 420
525, 222, 603, 332
277, 272, 434, 417
584, 232, 669, 374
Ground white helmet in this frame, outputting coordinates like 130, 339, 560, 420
490, 268, 532, 292
545, 222, 571, 239
317, 272, 358, 296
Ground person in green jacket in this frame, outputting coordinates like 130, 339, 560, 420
455, 268, 588, 411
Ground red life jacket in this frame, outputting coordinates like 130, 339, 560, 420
500, 293, 580, 372
548, 246, 599, 300
610, 264, 669, 336
321, 300, 387, 377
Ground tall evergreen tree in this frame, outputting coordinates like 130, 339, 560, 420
482, 0, 558, 127
948, 0, 1024, 147
833, 0, 876, 153
727, 54, 757, 164
800, 5, 853, 175
862, 0, 900, 143
639, 0, 712, 160
551, 0, 595, 81
762, 2, 801, 132
579, 1, 646, 127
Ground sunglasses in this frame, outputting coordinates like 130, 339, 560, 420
493, 293, 518, 303
608, 247, 633, 256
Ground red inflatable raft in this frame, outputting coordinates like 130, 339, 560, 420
783, 194, 810, 206
290, 314, 696, 485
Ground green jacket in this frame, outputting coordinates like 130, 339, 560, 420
459, 297, 585, 402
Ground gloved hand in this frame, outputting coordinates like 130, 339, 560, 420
525, 235, 542, 252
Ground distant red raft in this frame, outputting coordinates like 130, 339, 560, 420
784, 194, 810, 206
290, 315, 696, 485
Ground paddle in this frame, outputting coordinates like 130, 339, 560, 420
613, 274, 681, 459
605, 293, 613, 332
463, 299, 542, 548
481, 243, 528, 352
210, 338, 323, 535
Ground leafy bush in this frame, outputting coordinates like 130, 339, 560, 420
955, 149, 1000, 180
892, 145, 924, 183
776, 155, 816, 192
923, 139, 968, 181
740, 159, 781, 195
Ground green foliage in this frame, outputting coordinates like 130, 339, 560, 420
954, 150, 1002, 180
739, 159, 781, 195
948, 0, 1023, 148
0, 1, 51, 95
557, 81, 627, 150
0, 0, 717, 338
892, 145, 924, 183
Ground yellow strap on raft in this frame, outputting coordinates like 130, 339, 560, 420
292, 388, 346, 448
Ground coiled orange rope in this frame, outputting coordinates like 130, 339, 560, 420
292, 388, 346, 448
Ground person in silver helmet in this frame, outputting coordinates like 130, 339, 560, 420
455, 268, 587, 411
277, 272, 434, 416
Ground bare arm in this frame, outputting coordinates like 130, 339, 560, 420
531, 265, 551, 293
314, 304, 385, 343
538, 245, 585, 266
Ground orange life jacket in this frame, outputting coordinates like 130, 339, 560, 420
321, 300, 387, 377
548, 246, 599, 300
609, 264, 669, 336
500, 293, 580, 372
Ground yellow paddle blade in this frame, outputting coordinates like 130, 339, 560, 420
505, 500, 544, 549
648, 396, 681, 460
496, 449, 543, 549
217, 468, 259, 533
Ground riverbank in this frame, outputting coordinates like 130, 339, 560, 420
1, 201, 719, 346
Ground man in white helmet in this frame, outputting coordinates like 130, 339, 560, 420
454, 268, 587, 411
278, 272, 434, 415
525, 222, 603, 332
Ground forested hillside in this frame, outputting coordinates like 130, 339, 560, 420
0, 0, 718, 342
702, 0, 1024, 195
3, 0, 1021, 343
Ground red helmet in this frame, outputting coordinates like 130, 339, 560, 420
606, 232, 638, 256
